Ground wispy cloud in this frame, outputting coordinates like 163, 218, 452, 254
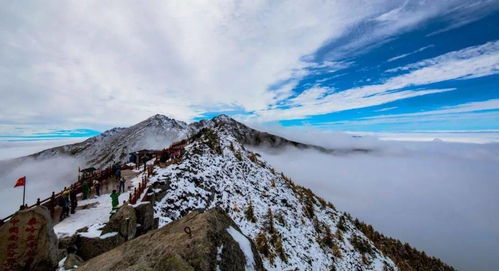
250, 40, 499, 121
0, 0, 496, 132
387, 44, 434, 62
373, 98, 499, 118
316, 99, 499, 129
0, 128, 100, 141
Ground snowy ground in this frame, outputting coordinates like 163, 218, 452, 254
53, 191, 130, 238
54, 171, 143, 238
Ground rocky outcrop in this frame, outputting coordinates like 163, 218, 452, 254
60, 203, 155, 262
0, 206, 58, 271
75, 232, 125, 261
63, 253, 84, 269
101, 203, 137, 240
78, 208, 264, 271
133, 202, 157, 236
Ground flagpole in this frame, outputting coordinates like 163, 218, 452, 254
23, 177, 26, 206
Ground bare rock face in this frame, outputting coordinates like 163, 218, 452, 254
0, 206, 58, 271
63, 253, 84, 269
101, 203, 137, 240
78, 208, 264, 271
133, 202, 156, 236
75, 233, 125, 261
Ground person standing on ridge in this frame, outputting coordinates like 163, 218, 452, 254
94, 179, 101, 196
60, 187, 70, 220
110, 190, 120, 211
49, 191, 56, 219
114, 164, 121, 180
69, 185, 78, 214
82, 180, 89, 200
118, 177, 125, 193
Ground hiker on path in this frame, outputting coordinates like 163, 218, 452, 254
82, 180, 89, 200
60, 187, 70, 220
69, 186, 78, 214
118, 177, 125, 193
94, 180, 101, 196
110, 190, 120, 211
49, 192, 56, 219
114, 164, 121, 180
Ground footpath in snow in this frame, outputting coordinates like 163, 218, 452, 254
54, 170, 144, 238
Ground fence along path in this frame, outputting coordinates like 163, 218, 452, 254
1, 140, 186, 224
1, 165, 125, 223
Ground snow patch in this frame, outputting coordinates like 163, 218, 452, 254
226, 226, 256, 271
100, 231, 119, 239
216, 244, 224, 271
54, 191, 130, 238
78, 223, 105, 239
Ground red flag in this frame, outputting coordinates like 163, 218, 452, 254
14, 176, 25, 188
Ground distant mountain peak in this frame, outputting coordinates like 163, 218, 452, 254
144, 114, 178, 124
149, 113, 173, 121
212, 113, 234, 122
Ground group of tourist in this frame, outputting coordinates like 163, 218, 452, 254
3, 163, 133, 224
55, 174, 127, 221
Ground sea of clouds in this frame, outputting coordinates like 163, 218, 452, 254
250, 128, 499, 271
1, 133, 498, 270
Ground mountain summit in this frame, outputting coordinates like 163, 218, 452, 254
3, 114, 454, 270
146, 119, 453, 270
24, 114, 339, 168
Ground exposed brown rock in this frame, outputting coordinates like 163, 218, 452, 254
133, 202, 156, 236
75, 232, 125, 261
0, 206, 58, 271
63, 253, 84, 269
101, 203, 137, 240
78, 208, 264, 271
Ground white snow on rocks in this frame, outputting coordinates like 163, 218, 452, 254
150, 123, 397, 270
227, 226, 256, 271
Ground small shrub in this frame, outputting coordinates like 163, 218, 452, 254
245, 202, 257, 223
234, 151, 242, 161
255, 232, 271, 258
332, 242, 342, 258
350, 234, 373, 256
337, 215, 347, 232
249, 152, 258, 163
274, 232, 287, 263
335, 228, 344, 242
265, 208, 275, 234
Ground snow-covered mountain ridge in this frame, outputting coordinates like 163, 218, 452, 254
147, 119, 453, 271
23, 114, 364, 168
26, 114, 193, 167
9, 114, 454, 270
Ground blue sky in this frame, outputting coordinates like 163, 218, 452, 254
0, 0, 498, 139
270, 8, 499, 132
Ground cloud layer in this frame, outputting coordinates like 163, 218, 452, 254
1, 0, 495, 131
252, 137, 499, 271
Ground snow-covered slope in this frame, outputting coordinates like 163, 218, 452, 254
13, 114, 453, 270
150, 121, 397, 270
27, 114, 195, 167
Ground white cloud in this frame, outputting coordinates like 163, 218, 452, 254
375, 98, 499, 118
323, 99, 499, 127
0, 0, 493, 131
252, 40, 499, 121
0, 139, 86, 160
387, 44, 434, 62
252, 137, 499, 271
